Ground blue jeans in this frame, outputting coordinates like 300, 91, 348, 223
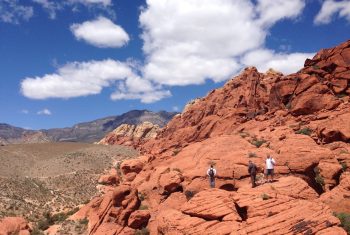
209, 178, 215, 188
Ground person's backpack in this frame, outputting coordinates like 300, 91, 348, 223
209, 168, 215, 178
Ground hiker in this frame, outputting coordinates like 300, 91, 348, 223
248, 160, 258, 188
207, 165, 217, 188
265, 154, 276, 183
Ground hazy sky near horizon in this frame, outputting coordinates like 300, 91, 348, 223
0, 0, 349, 129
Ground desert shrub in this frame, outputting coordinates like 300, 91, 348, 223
248, 152, 258, 158
334, 212, 350, 233
340, 149, 349, 154
139, 204, 148, 210
295, 128, 312, 136
138, 192, 146, 201
135, 227, 150, 235
79, 218, 89, 225
31, 227, 45, 235
51, 212, 68, 223
314, 167, 325, 186
341, 162, 348, 172
184, 190, 196, 200
336, 93, 347, 99
250, 139, 266, 148
172, 148, 181, 156
239, 132, 250, 138
37, 218, 50, 231
261, 193, 270, 200
173, 168, 182, 172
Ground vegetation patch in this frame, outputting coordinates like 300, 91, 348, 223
135, 227, 150, 235
138, 192, 147, 201
139, 204, 149, 210
314, 167, 325, 187
172, 148, 181, 156
184, 190, 196, 200
295, 127, 312, 136
248, 152, 258, 158
239, 132, 250, 138
261, 193, 270, 200
250, 138, 266, 148
334, 212, 350, 233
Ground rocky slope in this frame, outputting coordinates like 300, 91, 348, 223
68, 40, 350, 234
97, 122, 160, 148
0, 110, 176, 144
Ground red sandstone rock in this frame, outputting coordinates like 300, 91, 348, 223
0, 217, 31, 235
127, 210, 150, 229
121, 159, 145, 175
159, 169, 184, 194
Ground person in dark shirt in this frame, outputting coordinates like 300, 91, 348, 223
248, 160, 258, 188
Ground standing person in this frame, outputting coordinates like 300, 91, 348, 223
248, 160, 258, 188
207, 165, 217, 188
265, 154, 276, 183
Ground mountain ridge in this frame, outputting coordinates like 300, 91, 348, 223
0, 110, 177, 144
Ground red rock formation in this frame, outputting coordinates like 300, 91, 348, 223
0, 217, 31, 235
76, 40, 350, 234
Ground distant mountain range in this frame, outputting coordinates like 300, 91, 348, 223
0, 110, 177, 144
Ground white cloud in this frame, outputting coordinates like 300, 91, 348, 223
140, 0, 310, 87
37, 109, 52, 115
70, 16, 129, 48
0, 0, 33, 24
172, 106, 179, 112
32, 0, 61, 19
32, 0, 113, 19
67, 0, 112, 6
241, 49, 314, 74
256, 0, 305, 27
21, 109, 29, 114
314, 0, 350, 24
21, 59, 170, 103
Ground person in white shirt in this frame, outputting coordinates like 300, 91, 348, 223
265, 154, 276, 183
207, 165, 217, 188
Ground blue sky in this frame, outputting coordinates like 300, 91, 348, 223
0, 0, 349, 130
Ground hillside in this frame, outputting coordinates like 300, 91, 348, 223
0, 142, 138, 229
68, 40, 350, 234
0, 110, 177, 144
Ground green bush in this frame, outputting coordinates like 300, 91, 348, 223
334, 212, 350, 233
135, 227, 150, 235
138, 192, 146, 201
341, 162, 348, 172
31, 227, 45, 235
139, 204, 148, 210
184, 190, 196, 200
250, 139, 266, 148
248, 152, 258, 158
314, 167, 325, 186
37, 219, 50, 231
172, 148, 181, 156
79, 218, 89, 225
261, 193, 270, 200
295, 128, 312, 136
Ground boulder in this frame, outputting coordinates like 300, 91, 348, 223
127, 210, 150, 229
181, 189, 241, 221
121, 159, 145, 175
159, 170, 184, 194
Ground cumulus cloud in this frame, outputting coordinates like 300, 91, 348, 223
70, 16, 129, 48
21, 59, 170, 103
256, 0, 305, 27
314, 0, 350, 24
241, 49, 314, 74
0, 0, 33, 24
21, 0, 314, 104
140, 0, 310, 87
37, 109, 52, 115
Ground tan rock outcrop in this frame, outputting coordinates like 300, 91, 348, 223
98, 121, 160, 147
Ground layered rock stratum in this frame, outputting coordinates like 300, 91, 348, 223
97, 122, 160, 148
